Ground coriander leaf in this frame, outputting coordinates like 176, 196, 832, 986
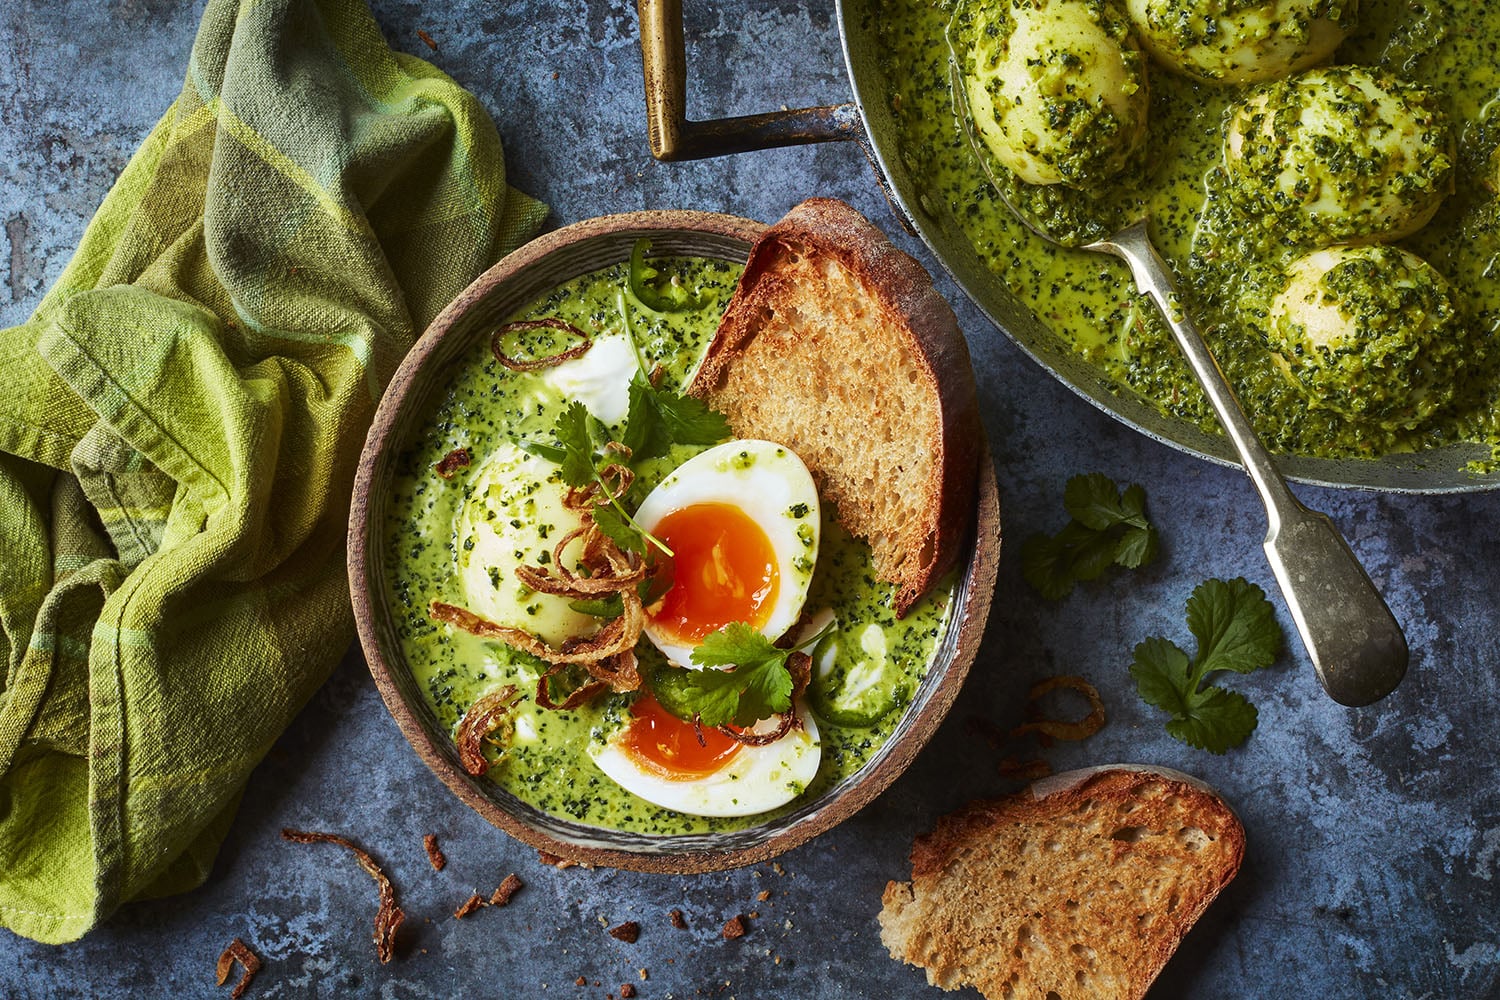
1025, 473, 1157, 599
1164, 687, 1258, 755
684, 623, 797, 727
591, 503, 645, 556
655, 388, 731, 447
516, 439, 569, 466
1129, 577, 1284, 753
1129, 635, 1195, 715
569, 594, 624, 619
1186, 577, 1280, 675
1065, 472, 1131, 531
1020, 534, 1074, 600
664, 668, 744, 729
1114, 524, 1159, 569
554, 401, 597, 488
621, 374, 667, 460
1063, 521, 1121, 582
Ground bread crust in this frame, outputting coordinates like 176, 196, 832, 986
691, 198, 980, 615
879, 767, 1246, 999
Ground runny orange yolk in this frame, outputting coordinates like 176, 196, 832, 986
649, 502, 779, 643
622, 694, 741, 778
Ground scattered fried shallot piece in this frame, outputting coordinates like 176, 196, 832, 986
609, 920, 641, 943
434, 447, 471, 479
454, 684, 522, 776
1009, 675, 1107, 743
722, 914, 747, 940
718, 709, 798, 747
280, 829, 405, 964
492, 318, 592, 371
535, 665, 609, 711
430, 595, 644, 676
454, 894, 486, 920
423, 834, 446, 872
215, 938, 261, 999
416, 28, 438, 50
490, 873, 524, 907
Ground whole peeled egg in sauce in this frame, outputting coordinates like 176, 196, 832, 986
1223, 66, 1453, 246
963, 0, 1149, 187
633, 439, 821, 667
1125, 0, 1355, 83
1267, 244, 1467, 429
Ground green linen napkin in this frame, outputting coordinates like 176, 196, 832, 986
0, 0, 547, 943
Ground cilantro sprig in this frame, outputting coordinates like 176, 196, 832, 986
517, 293, 729, 559
1129, 577, 1283, 753
1022, 473, 1159, 599
651, 620, 833, 728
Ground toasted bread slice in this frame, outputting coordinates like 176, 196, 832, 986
690, 198, 980, 616
879, 766, 1245, 1000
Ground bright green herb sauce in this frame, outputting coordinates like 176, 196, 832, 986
382, 257, 955, 835
879, 0, 1500, 461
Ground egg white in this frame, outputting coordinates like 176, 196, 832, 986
634, 439, 821, 667
588, 701, 822, 817
454, 441, 594, 646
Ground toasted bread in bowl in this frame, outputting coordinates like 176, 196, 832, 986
879, 765, 1245, 999
690, 197, 981, 616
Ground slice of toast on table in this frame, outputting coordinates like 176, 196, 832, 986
690, 197, 980, 616
879, 766, 1245, 1000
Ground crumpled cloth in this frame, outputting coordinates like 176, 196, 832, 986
0, 0, 547, 943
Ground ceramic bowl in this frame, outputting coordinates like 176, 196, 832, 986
348, 210, 1000, 872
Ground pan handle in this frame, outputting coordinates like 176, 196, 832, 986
637, 0, 863, 160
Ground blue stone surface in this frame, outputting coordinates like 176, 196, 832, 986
2, 1, 1498, 997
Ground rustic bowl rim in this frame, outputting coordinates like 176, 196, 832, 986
348, 209, 1001, 873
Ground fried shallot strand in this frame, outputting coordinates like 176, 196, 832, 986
1009, 675, 1107, 742
718, 709, 799, 747
454, 684, 521, 776
492, 318, 592, 371
215, 938, 261, 1000
535, 665, 609, 711
280, 829, 404, 964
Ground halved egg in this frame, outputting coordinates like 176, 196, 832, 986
633, 440, 820, 666
455, 441, 593, 646
588, 694, 822, 817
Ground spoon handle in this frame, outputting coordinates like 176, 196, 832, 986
1090, 220, 1408, 706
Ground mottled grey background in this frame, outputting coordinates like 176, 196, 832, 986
2, 1, 1498, 998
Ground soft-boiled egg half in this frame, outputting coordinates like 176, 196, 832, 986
588, 694, 822, 817
633, 439, 821, 667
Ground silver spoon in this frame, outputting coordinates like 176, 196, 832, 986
947, 57, 1408, 707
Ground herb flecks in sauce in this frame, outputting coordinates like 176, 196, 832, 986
384, 257, 955, 835
885, 0, 1500, 462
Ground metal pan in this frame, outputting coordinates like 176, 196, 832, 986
637, 0, 1499, 493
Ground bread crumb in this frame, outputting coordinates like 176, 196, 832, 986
755, 890, 770, 902
575, 976, 587, 986
620, 986, 637, 998
609, 921, 641, 943
454, 894, 485, 919
772, 863, 786, 876
722, 915, 747, 940
669, 909, 687, 929
639, 968, 649, 980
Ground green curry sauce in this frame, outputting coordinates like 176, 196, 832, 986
383, 256, 955, 835
880, 0, 1500, 462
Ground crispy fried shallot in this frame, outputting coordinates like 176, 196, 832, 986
215, 938, 261, 999
433, 447, 471, 479
454, 684, 522, 776
492, 318, 592, 371
423, 834, 446, 872
1010, 675, 1107, 743
490, 873, 524, 907
280, 829, 405, 964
